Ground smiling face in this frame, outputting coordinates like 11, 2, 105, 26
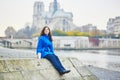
40, 26, 53, 41
44, 27, 50, 35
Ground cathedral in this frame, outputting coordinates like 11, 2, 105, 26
32, 0, 77, 32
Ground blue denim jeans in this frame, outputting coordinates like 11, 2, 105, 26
45, 54, 65, 73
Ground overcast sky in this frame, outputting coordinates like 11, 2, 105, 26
0, 0, 120, 36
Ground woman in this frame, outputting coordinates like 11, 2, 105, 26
36, 26, 70, 75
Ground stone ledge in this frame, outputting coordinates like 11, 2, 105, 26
0, 57, 99, 80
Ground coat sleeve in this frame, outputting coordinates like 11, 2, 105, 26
36, 37, 43, 55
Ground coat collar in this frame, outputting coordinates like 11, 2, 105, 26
43, 34, 49, 39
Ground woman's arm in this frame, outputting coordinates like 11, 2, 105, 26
36, 37, 43, 55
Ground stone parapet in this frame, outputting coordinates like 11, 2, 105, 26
0, 57, 99, 80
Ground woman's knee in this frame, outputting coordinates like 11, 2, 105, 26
54, 54, 58, 58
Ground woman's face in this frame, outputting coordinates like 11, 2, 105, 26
44, 27, 50, 35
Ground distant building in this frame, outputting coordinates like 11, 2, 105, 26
0, 37, 7, 47
33, 36, 120, 49
107, 16, 120, 35
100, 30, 107, 35
80, 24, 97, 32
2, 39, 33, 48
32, 0, 77, 32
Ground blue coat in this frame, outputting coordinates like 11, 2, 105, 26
36, 34, 55, 58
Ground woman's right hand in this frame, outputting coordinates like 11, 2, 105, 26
37, 53, 41, 59
37, 55, 39, 59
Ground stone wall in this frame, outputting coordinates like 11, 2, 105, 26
0, 57, 99, 80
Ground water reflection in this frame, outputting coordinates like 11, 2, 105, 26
56, 50, 120, 72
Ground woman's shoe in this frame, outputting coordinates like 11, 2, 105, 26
60, 70, 71, 75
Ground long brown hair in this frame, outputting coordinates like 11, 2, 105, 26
40, 26, 53, 41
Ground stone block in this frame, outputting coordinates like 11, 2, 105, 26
0, 72, 23, 80
32, 59, 53, 70
60, 77, 84, 80
83, 75, 99, 80
59, 57, 73, 68
69, 58, 83, 67
0, 60, 8, 72
75, 66, 93, 77
59, 67, 82, 80
21, 70, 45, 80
0, 58, 99, 80
39, 69, 60, 80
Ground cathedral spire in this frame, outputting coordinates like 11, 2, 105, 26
53, 0, 58, 14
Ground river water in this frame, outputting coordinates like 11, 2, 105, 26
56, 50, 120, 72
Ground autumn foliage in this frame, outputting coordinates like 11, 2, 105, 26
52, 30, 90, 36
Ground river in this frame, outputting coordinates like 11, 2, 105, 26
56, 49, 120, 72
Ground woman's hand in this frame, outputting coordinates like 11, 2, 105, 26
37, 55, 39, 59
37, 53, 41, 59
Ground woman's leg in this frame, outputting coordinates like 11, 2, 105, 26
54, 54, 71, 75
54, 54, 65, 70
45, 54, 65, 73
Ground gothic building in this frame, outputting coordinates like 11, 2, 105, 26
32, 0, 77, 32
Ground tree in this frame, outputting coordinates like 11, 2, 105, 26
15, 29, 29, 39
52, 30, 90, 36
5, 26, 16, 38
67, 31, 89, 36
